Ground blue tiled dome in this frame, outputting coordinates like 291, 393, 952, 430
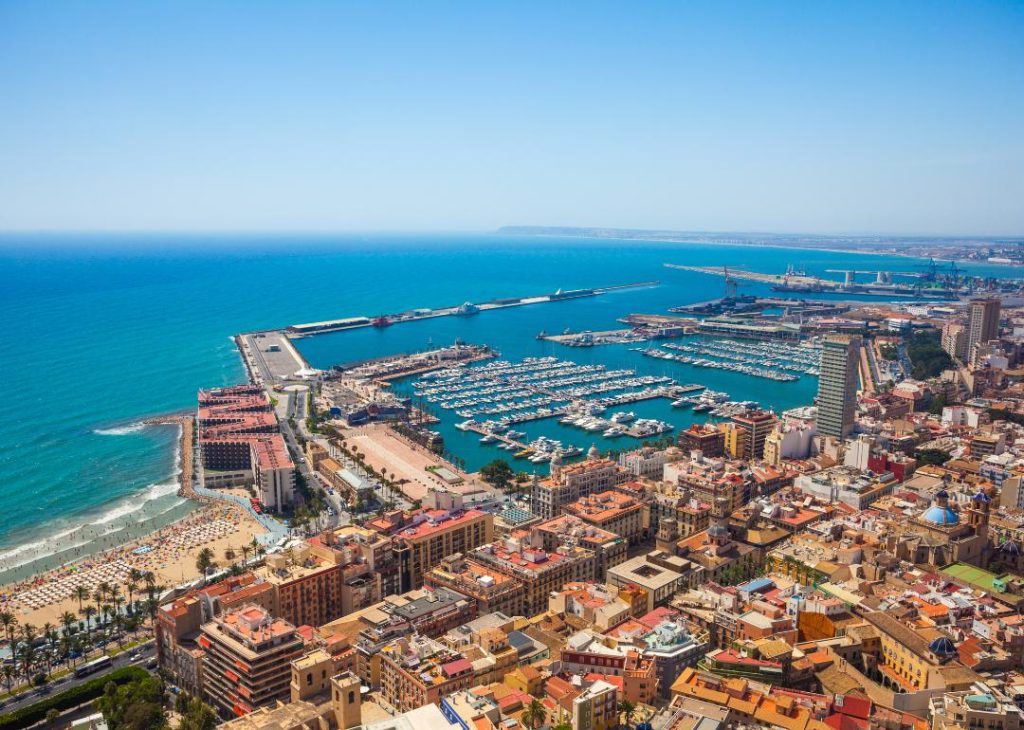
973, 490, 991, 503
929, 636, 957, 657
923, 505, 960, 525
935, 489, 950, 500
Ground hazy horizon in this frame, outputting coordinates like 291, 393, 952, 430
2, 1, 1022, 235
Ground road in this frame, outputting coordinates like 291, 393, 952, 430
0, 641, 156, 716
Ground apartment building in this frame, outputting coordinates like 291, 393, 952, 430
197, 384, 296, 511
367, 506, 494, 591
252, 544, 344, 629
199, 605, 305, 717
532, 456, 628, 520
729, 410, 779, 461
309, 525, 398, 609
378, 635, 476, 712
471, 537, 596, 617
425, 554, 526, 617
678, 423, 725, 458
563, 490, 646, 545
532, 514, 627, 579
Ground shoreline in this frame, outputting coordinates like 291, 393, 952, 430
500, 231, 1024, 269
0, 411, 270, 626
0, 409, 263, 599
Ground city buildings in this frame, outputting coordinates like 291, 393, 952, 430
678, 423, 725, 458
968, 298, 1002, 356
199, 604, 305, 717
531, 455, 628, 519
728, 410, 779, 461
378, 635, 476, 712
563, 490, 646, 545
425, 554, 526, 617
367, 504, 494, 592
943, 321, 968, 361
815, 334, 861, 440
471, 537, 596, 616
197, 384, 296, 510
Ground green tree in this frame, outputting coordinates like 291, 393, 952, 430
917, 448, 952, 466
522, 697, 547, 730
95, 674, 167, 730
178, 696, 219, 730
480, 459, 515, 489
195, 547, 215, 577
928, 393, 948, 415
620, 700, 636, 730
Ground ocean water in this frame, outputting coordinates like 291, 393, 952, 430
0, 233, 1011, 582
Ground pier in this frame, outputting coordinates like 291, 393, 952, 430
284, 280, 660, 337
664, 263, 959, 299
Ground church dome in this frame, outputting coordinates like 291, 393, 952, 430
922, 505, 960, 526
928, 636, 957, 658
973, 490, 991, 503
935, 488, 949, 500
587, 444, 600, 459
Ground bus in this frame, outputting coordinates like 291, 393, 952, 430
74, 655, 112, 678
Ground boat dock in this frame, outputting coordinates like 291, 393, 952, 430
664, 263, 959, 299
285, 280, 659, 337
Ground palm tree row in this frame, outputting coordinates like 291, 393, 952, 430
0, 568, 168, 697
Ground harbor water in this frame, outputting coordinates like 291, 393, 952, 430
0, 232, 1013, 581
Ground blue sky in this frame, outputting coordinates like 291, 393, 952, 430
0, 1, 1021, 235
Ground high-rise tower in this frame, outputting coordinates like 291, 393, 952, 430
816, 335, 861, 440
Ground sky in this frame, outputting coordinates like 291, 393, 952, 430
0, 1, 1022, 236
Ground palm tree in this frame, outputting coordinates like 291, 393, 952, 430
0, 611, 17, 653
522, 698, 547, 730
1, 665, 14, 696
81, 606, 97, 638
112, 614, 125, 648
60, 611, 77, 640
92, 590, 104, 628
73, 586, 89, 613
18, 631, 37, 684
41, 623, 57, 678
240, 544, 251, 566
620, 700, 636, 730
125, 578, 139, 616
143, 570, 157, 599
196, 547, 215, 576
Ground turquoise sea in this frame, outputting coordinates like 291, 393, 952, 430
0, 233, 1012, 583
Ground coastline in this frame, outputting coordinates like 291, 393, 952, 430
0, 411, 270, 627
498, 231, 1024, 268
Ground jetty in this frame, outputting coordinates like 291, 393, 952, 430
284, 280, 660, 337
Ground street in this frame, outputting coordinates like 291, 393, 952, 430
0, 641, 156, 715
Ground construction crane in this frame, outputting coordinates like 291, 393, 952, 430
722, 266, 750, 299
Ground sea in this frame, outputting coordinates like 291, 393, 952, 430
0, 232, 1013, 584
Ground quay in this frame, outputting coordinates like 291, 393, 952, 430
665, 263, 959, 299
284, 280, 659, 337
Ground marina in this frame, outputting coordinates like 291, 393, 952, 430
407, 356, 702, 461
636, 335, 822, 382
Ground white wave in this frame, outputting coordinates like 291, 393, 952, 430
94, 423, 146, 436
0, 526, 79, 563
92, 481, 179, 525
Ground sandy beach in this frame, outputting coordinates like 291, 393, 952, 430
0, 501, 268, 628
